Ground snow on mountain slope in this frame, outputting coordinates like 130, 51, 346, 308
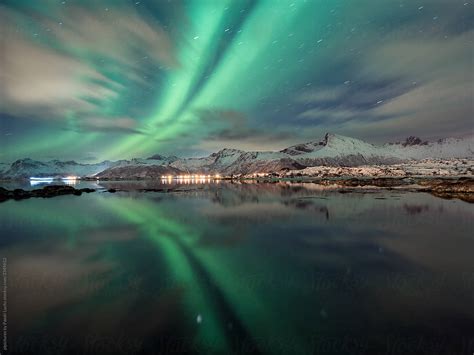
216, 151, 294, 174
285, 134, 401, 166
210, 148, 247, 169
0, 159, 115, 179
188, 132, 454, 172
222, 156, 305, 175
281, 141, 325, 156
1, 134, 472, 179
95, 165, 182, 179
283, 133, 473, 166
112, 157, 177, 168
169, 156, 216, 172
0, 163, 11, 175
169, 148, 244, 173
0, 156, 179, 179
282, 133, 378, 157
146, 154, 179, 162
169, 149, 297, 174
385, 136, 474, 160
314, 134, 386, 157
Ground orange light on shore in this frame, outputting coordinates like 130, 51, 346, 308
61, 176, 78, 185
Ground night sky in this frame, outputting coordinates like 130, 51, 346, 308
1, 0, 473, 162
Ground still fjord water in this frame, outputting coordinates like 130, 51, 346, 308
0, 182, 473, 355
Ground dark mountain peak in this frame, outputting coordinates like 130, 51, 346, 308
212, 148, 244, 157
147, 154, 166, 160
402, 136, 428, 147
281, 133, 348, 155
11, 158, 45, 168
52, 160, 78, 167
283, 144, 314, 154
146, 154, 179, 162
323, 132, 351, 144
13, 158, 35, 163
324, 132, 333, 142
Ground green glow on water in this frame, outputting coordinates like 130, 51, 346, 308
1, 186, 473, 354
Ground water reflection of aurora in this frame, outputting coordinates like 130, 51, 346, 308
94, 194, 310, 354
1, 186, 473, 354
2, 192, 308, 353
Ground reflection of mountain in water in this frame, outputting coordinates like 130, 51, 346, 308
1, 186, 473, 354
403, 204, 430, 215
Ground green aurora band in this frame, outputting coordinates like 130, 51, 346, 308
2, 0, 472, 161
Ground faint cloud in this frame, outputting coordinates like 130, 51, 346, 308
295, 86, 348, 104
297, 107, 359, 123
0, 4, 178, 124
51, 6, 179, 69
357, 30, 474, 139
0, 33, 107, 119
76, 117, 144, 134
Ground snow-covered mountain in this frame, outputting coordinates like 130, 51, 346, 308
0, 156, 179, 179
1, 133, 472, 179
146, 154, 179, 163
0, 158, 115, 179
95, 165, 182, 179
218, 152, 305, 175
169, 148, 245, 173
385, 136, 474, 160
282, 133, 402, 166
98, 133, 474, 176
0, 163, 9, 176
166, 148, 305, 175
282, 133, 473, 166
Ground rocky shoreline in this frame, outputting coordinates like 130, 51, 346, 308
0, 185, 95, 202
0, 177, 473, 203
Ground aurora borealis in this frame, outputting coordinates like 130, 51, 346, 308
1, 0, 473, 162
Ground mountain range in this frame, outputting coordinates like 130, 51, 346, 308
1, 133, 472, 179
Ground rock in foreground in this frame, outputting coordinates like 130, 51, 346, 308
0, 185, 95, 202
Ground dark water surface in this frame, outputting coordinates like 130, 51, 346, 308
1, 182, 473, 355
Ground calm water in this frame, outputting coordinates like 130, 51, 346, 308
1, 182, 473, 355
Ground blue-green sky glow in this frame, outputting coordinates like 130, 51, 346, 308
1, 0, 472, 162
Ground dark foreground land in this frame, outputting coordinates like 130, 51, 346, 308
0, 185, 95, 202
1, 177, 473, 203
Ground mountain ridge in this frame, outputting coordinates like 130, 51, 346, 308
1, 133, 472, 179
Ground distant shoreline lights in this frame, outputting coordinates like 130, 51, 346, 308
29, 176, 78, 186
160, 174, 221, 184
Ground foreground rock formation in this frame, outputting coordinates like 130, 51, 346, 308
0, 185, 95, 202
